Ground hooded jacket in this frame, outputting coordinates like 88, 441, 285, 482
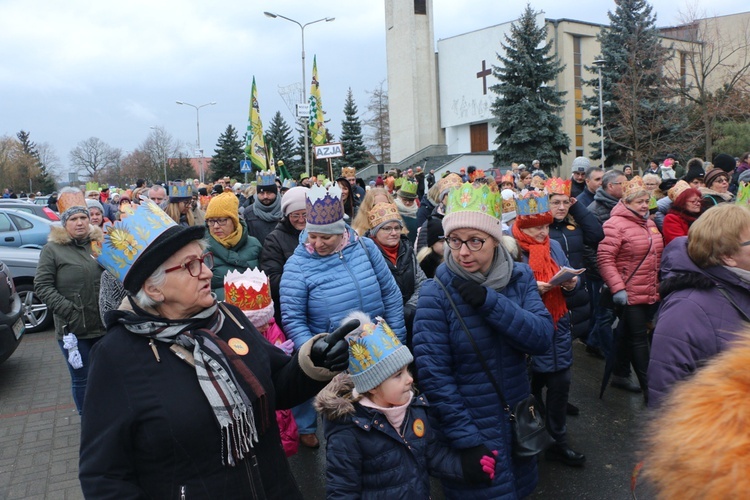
280, 228, 406, 347
206, 219, 262, 300
35, 224, 105, 340
598, 201, 664, 305
315, 374, 463, 499
647, 237, 750, 407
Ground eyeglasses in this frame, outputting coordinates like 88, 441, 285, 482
446, 236, 487, 252
550, 200, 571, 207
288, 212, 307, 222
206, 218, 230, 227
379, 224, 402, 233
741, 240, 750, 247
164, 252, 214, 277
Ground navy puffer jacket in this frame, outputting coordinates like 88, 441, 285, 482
413, 262, 554, 499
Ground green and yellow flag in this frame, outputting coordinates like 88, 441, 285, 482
308, 56, 327, 146
245, 76, 268, 171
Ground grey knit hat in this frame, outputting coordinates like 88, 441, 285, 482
571, 156, 591, 172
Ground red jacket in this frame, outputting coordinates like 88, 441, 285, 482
661, 212, 690, 246
598, 201, 664, 305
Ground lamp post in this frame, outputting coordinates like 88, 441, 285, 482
263, 12, 335, 177
176, 101, 216, 183
592, 59, 606, 166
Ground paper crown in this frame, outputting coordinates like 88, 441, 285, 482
341, 166, 356, 178
667, 180, 691, 202
368, 202, 402, 230
282, 178, 297, 189
737, 182, 750, 206
468, 169, 485, 181
257, 170, 277, 187
544, 177, 571, 196
223, 268, 272, 311
306, 184, 344, 226
445, 182, 502, 219
85, 182, 101, 192
530, 175, 547, 191
500, 172, 516, 185
398, 180, 418, 197
515, 191, 550, 217
57, 188, 87, 214
623, 175, 648, 199
169, 182, 194, 201
438, 173, 465, 197
393, 177, 404, 189
348, 318, 413, 393
501, 189, 517, 214
96, 200, 177, 282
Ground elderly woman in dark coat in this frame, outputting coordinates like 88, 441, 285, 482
79, 200, 356, 499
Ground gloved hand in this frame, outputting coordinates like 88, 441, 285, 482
310, 319, 360, 371
62, 333, 83, 369
613, 290, 629, 306
452, 278, 487, 309
277, 339, 294, 356
460, 445, 497, 484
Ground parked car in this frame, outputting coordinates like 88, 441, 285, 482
0, 199, 59, 221
0, 257, 24, 364
0, 208, 55, 248
0, 247, 51, 333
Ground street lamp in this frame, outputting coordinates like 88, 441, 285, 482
592, 59, 607, 166
176, 100, 216, 183
264, 11, 335, 176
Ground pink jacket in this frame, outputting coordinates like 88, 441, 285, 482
261, 320, 299, 457
598, 201, 664, 305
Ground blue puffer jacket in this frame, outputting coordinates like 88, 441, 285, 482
280, 228, 406, 347
413, 263, 554, 499
519, 239, 576, 373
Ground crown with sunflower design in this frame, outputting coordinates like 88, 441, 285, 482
96, 200, 178, 284
544, 177, 571, 197
737, 181, 750, 206
347, 317, 413, 393
305, 183, 345, 233
515, 191, 553, 229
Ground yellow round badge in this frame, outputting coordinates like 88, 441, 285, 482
566, 225, 576, 231
228, 338, 249, 356
413, 418, 425, 438
651, 227, 660, 234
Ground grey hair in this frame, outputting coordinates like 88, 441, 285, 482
602, 169, 624, 189
132, 239, 208, 309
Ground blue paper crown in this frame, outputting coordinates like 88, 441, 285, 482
515, 193, 550, 216
348, 320, 407, 375
97, 201, 178, 283
282, 178, 297, 189
169, 182, 193, 200
306, 184, 344, 226
257, 171, 277, 187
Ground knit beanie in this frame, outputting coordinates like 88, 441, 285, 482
683, 159, 705, 183
281, 186, 309, 216
58, 187, 89, 226
205, 191, 240, 230
85, 198, 104, 214
713, 153, 736, 173
347, 315, 413, 394
571, 156, 591, 172
704, 168, 729, 189
426, 215, 444, 248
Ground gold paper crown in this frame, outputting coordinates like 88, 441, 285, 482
342, 166, 356, 178
668, 180, 691, 202
223, 268, 272, 311
544, 177, 571, 196
501, 189, 517, 214
500, 172, 516, 186
57, 188, 86, 214
368, 202, 402, 230
438, 173, 464, 196
623, 176, 648, 199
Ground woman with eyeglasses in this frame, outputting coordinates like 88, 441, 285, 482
413, 182, 553, 498
166, 185, 197, 227
661, 181, 703, 246
79, 200, 358, 499
365, 202, 426, 348
701, 168, 734, 210
204, 192, 261, 301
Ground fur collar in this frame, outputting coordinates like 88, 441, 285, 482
314, 373, 359, 421
47, 224, 104, 245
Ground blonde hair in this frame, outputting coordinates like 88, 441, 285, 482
166, 201, 195, 226
688, 204, 750, 267
351, 188, 395, 235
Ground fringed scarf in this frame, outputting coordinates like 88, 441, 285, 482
511, 224, 568, 326
117, 298, 268, 466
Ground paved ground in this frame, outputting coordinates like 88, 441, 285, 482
0, 329, 657, 499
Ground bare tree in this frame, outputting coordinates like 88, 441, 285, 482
143, 126, 183, 182
69, 137, 120, 181
37, 142, 62, 182
364, 80, 390, 163
0, 136, 24, 191
664, 7, 750, 158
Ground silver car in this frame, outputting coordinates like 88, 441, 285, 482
0, 257, 24, 363
0, 247, 51, 333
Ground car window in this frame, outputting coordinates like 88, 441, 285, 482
6, 206, 33, 216
9, 213, 33, 230
0, 213, 12, 232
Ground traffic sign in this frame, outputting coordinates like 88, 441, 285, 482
240, 160, 252, 173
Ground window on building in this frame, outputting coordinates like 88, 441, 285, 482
414, 0, 426, 15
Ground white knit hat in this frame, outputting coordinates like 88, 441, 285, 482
280, 186, 308, 216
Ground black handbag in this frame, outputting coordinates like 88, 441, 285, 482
434, 277, 555, 459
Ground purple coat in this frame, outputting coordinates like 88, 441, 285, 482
648, 237, 750, 407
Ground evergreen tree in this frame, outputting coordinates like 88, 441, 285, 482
337, 88, 370, 173
17, 131, 56, 193
490, 6, 570, 171
210, 125, 244, 181
582, 0, 683, 168
266, 111, 299, 174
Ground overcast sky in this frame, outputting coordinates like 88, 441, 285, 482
1, 0, 747, 179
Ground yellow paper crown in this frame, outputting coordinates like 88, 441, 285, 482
544, 177, 571, 196
623, 176, 648, 199
368, 202, 402, 230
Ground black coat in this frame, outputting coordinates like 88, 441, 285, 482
261, 218, 302, 326
244, 206, 280, 244
549, 201, 604, 340
416, 195, 435, 228
79, 303, 327, 500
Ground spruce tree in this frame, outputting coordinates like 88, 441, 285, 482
266, 111, 299, 174
582, 0, 682, 168
490, 5, 569, 171
337, 88, 370, 173
210, 125, 244, 181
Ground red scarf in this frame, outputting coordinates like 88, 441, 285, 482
512, 224, 568, 326
376, 240, 400, 265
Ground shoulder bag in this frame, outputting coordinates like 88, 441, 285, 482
434, 276, 555, 459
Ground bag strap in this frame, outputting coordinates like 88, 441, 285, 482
622, 230, 653, 286
717, 286, 750, 323
433, 276, 513, 417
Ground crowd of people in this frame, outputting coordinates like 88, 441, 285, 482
26, 150, 750, 498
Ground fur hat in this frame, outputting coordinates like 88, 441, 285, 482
281, 186, 309, 216
368, 202, 403, 235
713, 153, 736, 173
683, 159, 705, 183
345, 313, 413, 394
704, 168, 729, 189
205, 191, 240, 230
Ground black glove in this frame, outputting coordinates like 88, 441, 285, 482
310, 319, 360, 371
452, 278, 487, 309
460, 445, 494, 485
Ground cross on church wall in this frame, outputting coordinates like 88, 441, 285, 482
476, 60, 491, 95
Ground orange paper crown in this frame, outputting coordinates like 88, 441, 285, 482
544, 177, 571, 196
500, 172, 516, 186
223, 268, 272, 311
